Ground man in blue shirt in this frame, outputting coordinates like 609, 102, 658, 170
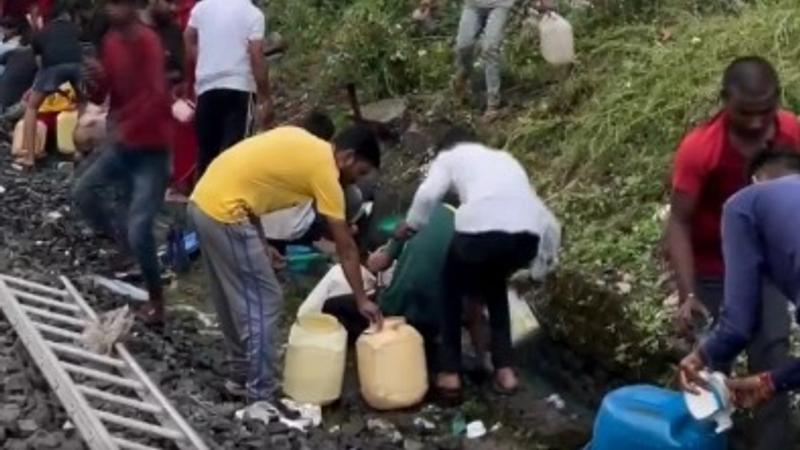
680, 149, 800, 412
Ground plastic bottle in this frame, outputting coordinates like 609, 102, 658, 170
539, 12, 575, 66
56, 110, 78, 155
283, 313, 347, 405
356, 317, 428, 410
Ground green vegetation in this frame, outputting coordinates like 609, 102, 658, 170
268, 0, 800, 379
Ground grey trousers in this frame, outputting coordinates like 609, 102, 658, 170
455, 3, 511, 108
188, 203, 283, 402
696, 278, 792, 450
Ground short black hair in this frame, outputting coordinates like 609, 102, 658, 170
333, 124, 381, 169
49, 0, 74, 20
301, 110, 335, 141
721, 56, 780, 101
436, 125, 477, 152
749, 147, 800, 178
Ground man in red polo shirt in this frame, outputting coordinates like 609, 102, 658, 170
73, 0, 172, 325
666, 56, 800, 449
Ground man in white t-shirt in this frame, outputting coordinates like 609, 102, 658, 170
184, 0, 272, 177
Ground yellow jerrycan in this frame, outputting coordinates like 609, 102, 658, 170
282, 313, 347, 405
11, 119, 47, 160
56, 110, 79, 155
356, 317, 428, 410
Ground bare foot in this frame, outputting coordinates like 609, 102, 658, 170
494, 367, 519, 392
436, 372, 461, 391
135, 302, 165, 327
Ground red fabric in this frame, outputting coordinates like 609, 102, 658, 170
34, 0, 51, 20
91, 24, 172, 149
170, 117, 197, 193
671, 110, 800, 276
175, 0, 196, 31
2, 0, 33, 18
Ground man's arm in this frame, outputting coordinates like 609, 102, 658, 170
666, 191, 700, 305
327, 217, 382, 325
405, 155, 452, 231
247, 38, 269, 101
183, 26, 197, 72
700, 201, 763, 369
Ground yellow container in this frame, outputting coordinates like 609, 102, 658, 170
11, 119, 47, 159
356, 317, 428, 410
57, 110, 79, 155
283, 313, 347, 405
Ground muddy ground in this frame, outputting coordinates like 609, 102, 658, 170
0, 117, 594, 450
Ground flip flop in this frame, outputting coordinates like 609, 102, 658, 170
435, 384, 464, 406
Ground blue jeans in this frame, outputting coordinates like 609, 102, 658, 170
73, 143, 170, 294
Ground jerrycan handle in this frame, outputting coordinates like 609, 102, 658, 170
363, 316, 406, 335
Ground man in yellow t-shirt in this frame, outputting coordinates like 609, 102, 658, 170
187, 124, 382, 406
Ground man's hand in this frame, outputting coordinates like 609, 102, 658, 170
267, 245, 286, 270
678, 349, 708, 395
727, 373, 775, 409
393, 222, 417, 241
83, 57, 105, 87
676, 293, 710, 337
357, 297, 383, 328
534, 0, 555, 13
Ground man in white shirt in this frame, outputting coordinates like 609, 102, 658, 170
396, 126, 549, 399
184, 0, 272, 177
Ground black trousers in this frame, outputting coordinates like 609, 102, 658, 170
440, 231, 539, 373
195, 88, 253, 178
322, 294, 441, 372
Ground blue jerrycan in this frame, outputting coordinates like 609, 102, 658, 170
589, 385, 727, 450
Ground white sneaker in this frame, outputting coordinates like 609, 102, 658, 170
235, 399, 313, 432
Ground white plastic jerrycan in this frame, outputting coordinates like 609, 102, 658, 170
539, 12, 575, 66
283, 313, 347, 406
356, 317, 428, 410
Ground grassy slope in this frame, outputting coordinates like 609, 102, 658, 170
267, 0, 800, 380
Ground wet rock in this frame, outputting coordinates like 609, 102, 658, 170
0, 404, 21, 428
361, 98, 407, 125
269, 434, 292, 450
404, 438, 425, 450
341, 417, 365, 437
17, 419, 39, 437
29, 430, 60, 449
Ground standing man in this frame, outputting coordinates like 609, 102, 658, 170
395, 127, 551, 399
18, 0, 82, 168
184, 0, 272, 177
679, 150, 800, 436
666, 56, 800, 450
140, 0, 184, 86
448, 0, 552, 120
188, 124, 381, 408
73, 0, 172, 325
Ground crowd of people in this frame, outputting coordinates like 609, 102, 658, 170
5, 0, 800, 446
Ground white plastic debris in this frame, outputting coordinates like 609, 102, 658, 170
490, 422, 502, 433
413, 417, 436, 431
91, 275, 148, 302
80, 306, 135, 354
46, 211, 63, 221
170, 304, 217, 328
546, 393, 566, 410
466, 420, 487, 439
281, 398, 322, 428
0, 186, 5, 195
235, 400, 316, 432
